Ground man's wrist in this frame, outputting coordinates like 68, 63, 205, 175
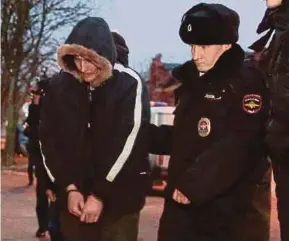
89, 193, 103, 203
66, 184, 78, 192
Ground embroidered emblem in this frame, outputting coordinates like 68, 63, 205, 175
187, 24, 192, 32
243, 94, 262, 114
204, 93, 222, 101
198, 117, 211, 137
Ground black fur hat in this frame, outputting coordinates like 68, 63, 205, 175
179, 3, 240, 45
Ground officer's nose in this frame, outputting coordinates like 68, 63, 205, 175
191, 45, 201, 61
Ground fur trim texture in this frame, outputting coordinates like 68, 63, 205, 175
57, 44, 113, 87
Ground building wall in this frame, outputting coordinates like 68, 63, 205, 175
147, 55, 178, 106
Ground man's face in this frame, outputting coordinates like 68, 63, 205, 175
190, 44, 231, 72
32, 94, 41, 105
74, 56, 99, 82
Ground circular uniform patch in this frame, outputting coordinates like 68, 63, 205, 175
242, 94, 262, 114
198, 117, 211, 137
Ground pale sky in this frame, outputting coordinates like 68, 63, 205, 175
60, 0, 267, 71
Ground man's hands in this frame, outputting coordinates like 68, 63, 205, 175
172, 189, 191, 205
66, 184, 103, 223
66, 184, 84, 217
67, 190, 85, 217
80, 195, 103, 223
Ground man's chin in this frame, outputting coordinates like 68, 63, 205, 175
196, 65, 211, 73
82, 75, 97, 83
196, 67, 207, 73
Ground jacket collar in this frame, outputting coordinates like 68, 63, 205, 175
172, 44, 245, 87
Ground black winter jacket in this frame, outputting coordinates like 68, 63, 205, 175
150, 44, 270, 240
26, 101, 54, 190
39, 17, 151, 216
26, 103, 41, 152
263, 1, 289, 164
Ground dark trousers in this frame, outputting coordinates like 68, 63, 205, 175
243, 165, 271, 241
30, 150, 50, 233
158, 200, 195, 241
27, 161, 34, 184
60, 210, 140, 241
267, 122, 289, 241
36, 177, 49, 232
272, 162, 289, 241
27, 143, 36, 185
48, 201, 63, 241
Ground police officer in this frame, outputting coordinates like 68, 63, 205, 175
149, 3, 270, 241
250, 1, 289, 240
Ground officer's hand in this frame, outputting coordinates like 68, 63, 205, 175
172, 189, 191, 205
80, 195, 103, 223
67, 191, 85, 217
46, 189, 56, 202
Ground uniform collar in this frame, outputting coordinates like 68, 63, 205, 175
172, 44, 245, 86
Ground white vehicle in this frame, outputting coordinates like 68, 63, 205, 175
150, 106, 175, 171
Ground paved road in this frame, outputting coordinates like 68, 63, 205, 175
1, 171, 281, 241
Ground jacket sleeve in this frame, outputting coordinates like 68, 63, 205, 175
36, 156, 55, 191
91, 69, 149, 200
149, 124, 173, 155
175, 136, 267, 205
175, 66, 270, 205
26, 103, 41, 126
26, 104, 36, 126
39, 75, 83, 191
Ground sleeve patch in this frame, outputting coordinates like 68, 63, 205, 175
242, 94, 262, 114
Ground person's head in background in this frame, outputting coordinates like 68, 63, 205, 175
111, 30, 130, 67
30, 77, 49, 105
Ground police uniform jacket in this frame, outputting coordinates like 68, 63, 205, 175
150, 44, 270, 239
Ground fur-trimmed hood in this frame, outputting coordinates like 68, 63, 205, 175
57, 17, 117, 86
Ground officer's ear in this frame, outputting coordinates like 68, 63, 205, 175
222, 44, 232, 52
266, 0, 282, 8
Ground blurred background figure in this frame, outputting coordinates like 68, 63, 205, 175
25, 68, 58, 240
249, 0, 289, 240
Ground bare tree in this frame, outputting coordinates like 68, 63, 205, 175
1, 0, 93, 165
